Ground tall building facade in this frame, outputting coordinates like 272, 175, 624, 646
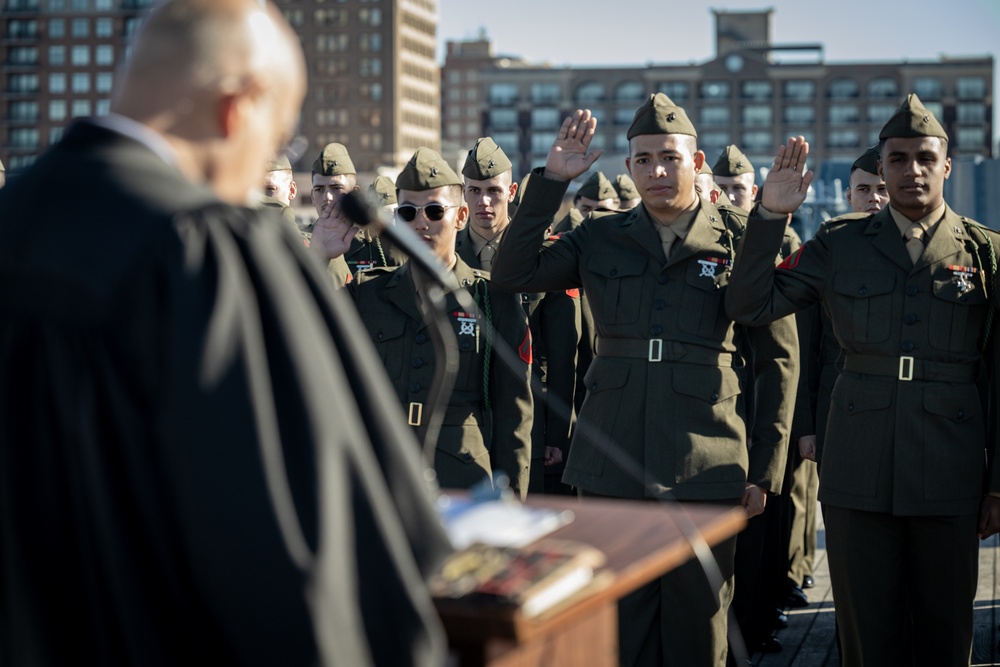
1, 0, 152, 173
276, 0, 440, 173
441, 10, 994, 188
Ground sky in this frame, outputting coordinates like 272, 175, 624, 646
436, 0, 1000, 138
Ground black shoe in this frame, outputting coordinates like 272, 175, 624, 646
749, 634, 783, 654
802, 574, 815, 589
786, 584, 809, 608
771, 609, 789, 630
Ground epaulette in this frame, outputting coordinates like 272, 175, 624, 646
355, 264, 398, 284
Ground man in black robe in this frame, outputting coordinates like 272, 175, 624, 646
0, 1, 451, 665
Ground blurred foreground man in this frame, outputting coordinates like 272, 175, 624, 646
0, 1, 451, 665
726, 94, 1000, 667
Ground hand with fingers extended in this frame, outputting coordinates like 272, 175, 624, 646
761, 135, 815, 214
543, 109, 604, 182
310, 199, 357, 260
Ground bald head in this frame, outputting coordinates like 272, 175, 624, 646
113, 0, 306, 204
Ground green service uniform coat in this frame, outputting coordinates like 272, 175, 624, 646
493, 173, 798, 501
350, 259, 533, 497
344, 231, 401, 276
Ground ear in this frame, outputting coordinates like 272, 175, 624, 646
845, 188, 853, 205
288, 180, 297, 200
751, 184, 759, 198
218, 93, 242, 138
877, 160, 883, 179
693, 150, 705, 173
507, 181, 518, 203
943, 157, 952, 180
455, 204, 469, 230
625, 157, 632, 175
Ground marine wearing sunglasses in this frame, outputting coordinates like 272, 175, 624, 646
396, 186, 468, 267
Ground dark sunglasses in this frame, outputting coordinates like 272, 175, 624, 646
395, 204, 458, 223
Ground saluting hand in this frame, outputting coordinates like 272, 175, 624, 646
762, 136, 815, 214
310, 199, 357, 260
544, 109, 603, 182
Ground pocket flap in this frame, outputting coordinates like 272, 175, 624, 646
582, 360, 631, 394
923, 388, 980, 423
832, 271, 896, 298
831, 386, 893, 414
366, 315, 407, 342
587, 253, 647, 279
671, 367, 740, 404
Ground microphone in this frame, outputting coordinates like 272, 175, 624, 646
339, 191, 461, 294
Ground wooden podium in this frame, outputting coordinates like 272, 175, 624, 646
435, 495, 747, 667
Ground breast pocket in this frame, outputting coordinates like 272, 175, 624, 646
364, 315, 408, 379
586, 254, 646, 325
678, 260, 729, 338
928, 269, 988, 353
830, 271, 896, 344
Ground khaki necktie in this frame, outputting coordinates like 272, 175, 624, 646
479, 243, 497, 271
657, 223, 680, 260
904, 224, 925, 264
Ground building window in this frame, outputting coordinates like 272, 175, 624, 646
590, 134, 606, 151
360, 108, 381, 127
787, 130, 815, 146
783, 105, 814, 124
867, 129, 881, 147
742, 105, 772, 127
8, 46, 38, 65
48, 45, 65, 66
867, 104, 896, 125
359, 33, 381, 52
615, 81, 645, 103
575, 82, 605, 104
531, 83, 561, 105
614, 108, 635, 125
828, 130, 860, 148
49, 0, 65, 9
316, 34, 349, 53
8, 19, 39, 38
657, 81, 689, 101
957, 77, 986, 100
49, 99, 67, 121
72, 0, 88, 9
96, 99, 110, 116
71, 18, 88, 38
828, 105, 859, 124
924, 101, 944, 120
531, 133, 558, 154
489, 108, 518, 130
531, 108, 560, 130
359, 58, 381, 77
955, 127, 985, 149
700, 81, 730, 100
957, 103, 985, 123
784, 80, 815, 100
360, 82, 382, 102
700, 106, 730, 128
95, 0, 111, 8
359, 8, 382, 26
49, 18, 65, 38
741, 132, 773, 152
488, 83, 518, 106
9, 73, 39, 93
96, 71, 113, 93
71, 45, 89, 66
48, 73, 65, 93
491, 132, 518, 155
314, 9, 347, 28
9, 101, 39, 122
95, 45, 114, 66
867, 78, 898, 98
315, 108, 349, 128
827, 79, 859, 99
125, 17, 142, 37
95, 17, 113, 38
72, 99, 91, 118
10, 128, 40, 149
71, 72, 90, 93
49, 127, 64, 145
699, 131, 730, 154
742, 81, 773, 100
913, 77, 942, 100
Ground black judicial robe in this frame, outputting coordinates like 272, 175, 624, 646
0, 120, 451, 666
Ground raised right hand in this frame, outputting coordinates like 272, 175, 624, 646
543, 109, 603, 182
310, 199, 357, 260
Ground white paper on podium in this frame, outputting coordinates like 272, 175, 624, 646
437, 496, 575, 550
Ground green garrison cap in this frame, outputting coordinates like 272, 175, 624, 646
712, 145, 754, 177
627, 93, 697, 140
267, 154, 292, 172
576, 171, 617, 201
614, 173, 639, 200
0, 158, 5, 173
698, 161, 713, 176
396, 147, 462, 191
312, 143, 356, 176
879, 94, 948, 141
369, 175, 397, 205
462, 137, 512, 180
851, 145, 881, 175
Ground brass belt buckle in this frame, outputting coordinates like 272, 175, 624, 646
898, 356, 914, 381
408, 402, 423, 426
648, 338, 663, 363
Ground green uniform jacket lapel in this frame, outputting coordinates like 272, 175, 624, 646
916, 206, 969, 274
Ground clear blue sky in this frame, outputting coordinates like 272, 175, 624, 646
437, 0, 1000, 139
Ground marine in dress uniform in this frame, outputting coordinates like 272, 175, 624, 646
259, 153, 303, 238
712, 145, 758, 212
493, 98, 798, 667
725, 95, 1000, 667
351, 148, 533, 498
614, 172, 642, 211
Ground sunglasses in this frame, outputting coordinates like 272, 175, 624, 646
395, 204, 459, 223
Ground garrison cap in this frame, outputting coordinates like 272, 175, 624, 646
267, 154, 292, 172
462, 137, 512, 180
614, 173, 639, 201
312, 143, 356, 176
712, 145, 754, 177
851, 146, 881, 175
576, 171, 617, 201
627, 93, 697, 140
369, 175, 397, 205
0, 158, 5, 173
879, 93, 948, 141
396, 147, 462, 191
698, 161, 713, 176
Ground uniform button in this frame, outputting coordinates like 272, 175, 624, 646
901, 341, 914, 353
412, 358, 424, 368
521, 293, 530, 303
460, 341, 472, 351
906, 285, 918, 297
410, 382, 422, 393
957, 410, 965, 420
590, 382, 598, 391
848, 403, 854, 412
658, 274, 669, 285
858, 287, 869, 296
376, 332, 384, 340
462, 452, 474, 462
650, 325, 663, 336
654, 299, 666, 310
610, 268, 618, 277
904, 314, 918, 325
711, 392, 719, 401
415, 333, 427, 344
